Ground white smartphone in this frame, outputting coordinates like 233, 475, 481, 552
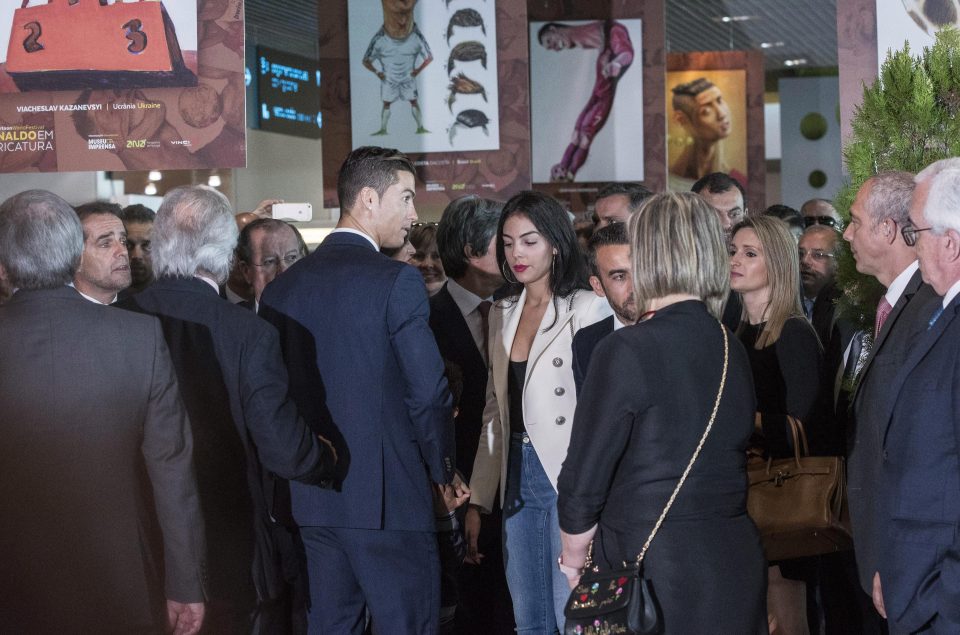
272, 202, 313, 222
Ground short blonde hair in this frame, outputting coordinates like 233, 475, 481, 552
731, 216, 803, 348
628, 192, 730, 319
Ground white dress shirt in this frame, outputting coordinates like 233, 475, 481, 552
330, 227, 378, 250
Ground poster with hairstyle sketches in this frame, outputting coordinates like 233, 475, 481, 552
876, 0, 957, 67
348, 0, 500, 153
529, 18, 644, 183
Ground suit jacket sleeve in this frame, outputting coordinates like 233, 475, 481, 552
387, 266, 455, 484
240, 326, 335, 484
469, 360, 503, 514
140, 319, 207, 603
572, 330, 588, 397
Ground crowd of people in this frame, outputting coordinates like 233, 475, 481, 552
1, 145, 959, 635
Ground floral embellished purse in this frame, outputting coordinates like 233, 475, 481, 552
563, 324, 729, 635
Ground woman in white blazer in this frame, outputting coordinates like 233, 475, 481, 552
465, 191, 611, 633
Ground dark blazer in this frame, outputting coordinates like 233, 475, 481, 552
572, 314, 615, 395
261, 231, 454, 532
119, 277, 334, 607
558, 300, 765, 633
848, 270, 940, 594
873, 294, 960, 633
811, 282, 841, 349
0, 287, 206, 633
429, 282, 486, 481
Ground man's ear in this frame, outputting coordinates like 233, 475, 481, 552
881, 219, 896, 244
239, 261, 254, 286
674, 110, 691, 130
944, 229, 960, 263
356, 186, 379, 214
588, 274, 606, 298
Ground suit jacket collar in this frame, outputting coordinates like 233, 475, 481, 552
151, 276, 221, 296
881, 294, 960, 445
323, 229, 378, 252
4, 285, 83, 307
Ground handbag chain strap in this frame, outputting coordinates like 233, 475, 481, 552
634, 322, 729, 567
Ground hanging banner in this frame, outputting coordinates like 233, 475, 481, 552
0, 0, 246, 174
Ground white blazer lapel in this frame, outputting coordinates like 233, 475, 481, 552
526, 293, 576, 383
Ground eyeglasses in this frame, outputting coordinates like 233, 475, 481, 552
253, 254, 301, 270
901, 224, 934, 247
804, 215, 839, 228
798, 248, 836, 262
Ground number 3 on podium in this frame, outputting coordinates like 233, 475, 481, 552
22, 17, 149, 54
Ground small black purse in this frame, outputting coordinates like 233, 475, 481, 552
563, 324, 729, 635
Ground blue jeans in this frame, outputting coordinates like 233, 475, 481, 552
502, 433, 568, 633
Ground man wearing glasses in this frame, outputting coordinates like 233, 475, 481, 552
799, 224, 840, 347
801, 197, 843, 229
866, 158, 960, 634
238, 218, 307, 312
843, 171, 940, 632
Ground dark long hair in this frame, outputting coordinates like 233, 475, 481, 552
496, 191, 590, 329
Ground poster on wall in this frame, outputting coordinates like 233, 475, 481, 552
665, 68, 747, 192
529, 18, 643, 184
0, 0, 246, 174
347, 0, 500, 153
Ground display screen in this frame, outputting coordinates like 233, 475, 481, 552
256, 46, 322, 139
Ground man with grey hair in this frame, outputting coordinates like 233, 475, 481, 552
0, 190, 207, 634
863, 159, 960, 634
844, 171, 941, 631
118, 185, 337, 634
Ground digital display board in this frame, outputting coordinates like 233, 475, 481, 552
256, 46, 322, 139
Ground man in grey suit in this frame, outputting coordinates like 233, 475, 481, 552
844, 172, 940, 630
0, 190, 207, 634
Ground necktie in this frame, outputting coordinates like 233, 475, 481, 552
874, 297, 893, 338
477, 300, 492, 362
927, 305, 945, 330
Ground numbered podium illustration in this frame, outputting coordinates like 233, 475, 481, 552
5, 0, 197, 92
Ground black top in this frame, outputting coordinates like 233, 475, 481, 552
738, 316, 824, 457
558, 300, 765, 633
508, 360, 527, 434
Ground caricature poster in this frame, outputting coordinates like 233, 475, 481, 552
0, 0, 245, 174
529, 18, 643, 183
348, 0, 500, 153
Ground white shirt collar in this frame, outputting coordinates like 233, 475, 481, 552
942, 279, 960, 309
68, 282, 114, 305
447, 278, 491, 316
194, 274, 219, 294
330, 227, 378, 251
884, 260, 920, 308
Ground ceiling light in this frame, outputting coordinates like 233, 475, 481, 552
784, 58, 808, 67
716, 15, 754, 23
208, 174, 222, 188
760, 41, 784, 49
144, 183, 158, 196
148, 170, 162, 181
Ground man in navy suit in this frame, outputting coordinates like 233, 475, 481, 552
870, 159, 960, 634
261, 146, 460, 634
572, 222, 638, 393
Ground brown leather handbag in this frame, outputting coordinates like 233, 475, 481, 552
746, 416, 852, 561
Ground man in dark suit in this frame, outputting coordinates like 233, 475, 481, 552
573, 222, 638, 393
692, 172, 746, 329
800, 225, 841, 345
868, 159, 960, 633
844, 172, 941, 633
261, 146, 459, 634
431, 195, 514, 633
0, 190, 207, 634
119, 185, 336, 634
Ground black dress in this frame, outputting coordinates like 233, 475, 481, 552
558, 300, 767, 634
737, 316, 824, 458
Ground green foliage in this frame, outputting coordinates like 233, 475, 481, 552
836, 28, 960, 329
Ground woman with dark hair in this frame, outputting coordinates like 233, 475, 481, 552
730, 215, 824, 634
466, 190, 611, 632
557, 192, 766, 633
409, 222, 447, 296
